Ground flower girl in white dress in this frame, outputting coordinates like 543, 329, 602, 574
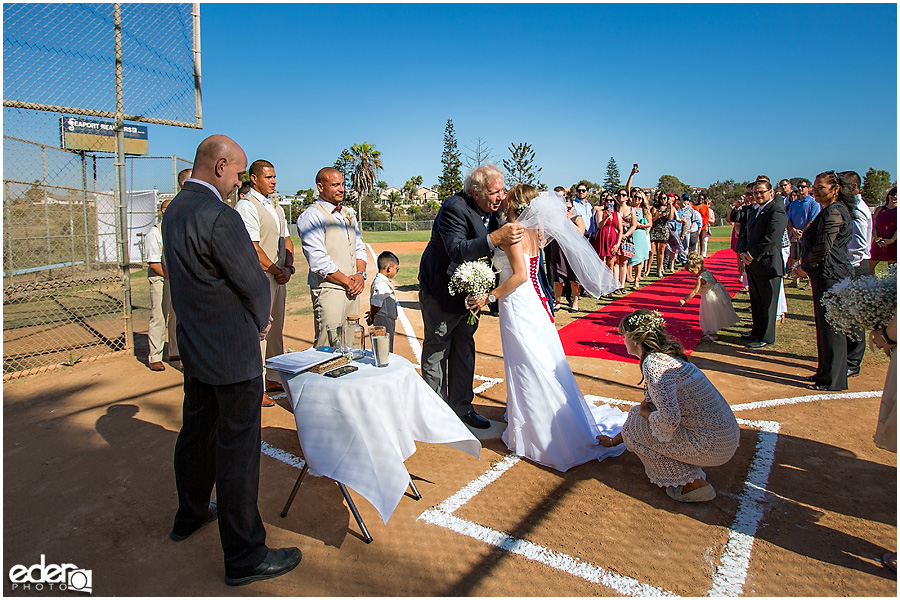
466, 185, 625, 472
677, 253, 739, 342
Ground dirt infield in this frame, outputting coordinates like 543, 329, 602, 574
3, 247, 897, 596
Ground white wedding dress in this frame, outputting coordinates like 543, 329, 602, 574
493, 251, 627, 472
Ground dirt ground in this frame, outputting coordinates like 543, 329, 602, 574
3, 241, 897, 596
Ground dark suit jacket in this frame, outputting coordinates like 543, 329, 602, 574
419, 191, 500, 314
162, 181, 271, 385
745, 197, 788, 277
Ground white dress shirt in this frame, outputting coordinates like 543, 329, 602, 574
143, 224, 163, 265
297, 199, 367, 281
235, 188, 289, 242
848, 193, 873, 267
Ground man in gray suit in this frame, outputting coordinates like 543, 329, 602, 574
162, 135, 301, 586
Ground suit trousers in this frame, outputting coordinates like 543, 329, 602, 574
846, 262, 869, 372
261, 272, 286, 383
419, 289, 478, 417
311, 285, 360, 348
810, 275, 848, 390
747, 262, 780, 344
173, 375, 268, 576
148, 275, 178, 362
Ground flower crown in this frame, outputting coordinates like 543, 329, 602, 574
626, 310, 666, 334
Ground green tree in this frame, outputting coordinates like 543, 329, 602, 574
861, 168, 893, 206
657, 174, 691, 196
602, 157, 622, 195
333, 149, 354, 195
385, 191, 402, 222
403, 175, 423, 203
349, 142, 383, 221
503, 142, 544, 188
437, 119, 463, 200
359, 195, 386, 223
463, 137, 496, 172
705, 179, 751, 224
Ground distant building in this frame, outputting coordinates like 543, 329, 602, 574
415, 186, 438, 203
379, 186, 402, 201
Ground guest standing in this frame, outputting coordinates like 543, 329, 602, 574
870, 185, 897, 274
163, 135, 301, 586
795, 171, 853, 391
297, 167, 368, 348
591, 200, 622, 272
551, 197, 587, 310
740, 179, 788, 349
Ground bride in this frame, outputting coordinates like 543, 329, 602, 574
466, 184, 627, 471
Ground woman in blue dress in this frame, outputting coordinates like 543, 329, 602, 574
624, 165, 651, 289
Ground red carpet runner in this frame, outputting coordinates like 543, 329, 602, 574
558, 249, 743, 363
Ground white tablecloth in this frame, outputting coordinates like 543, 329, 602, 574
275, 351, 482, 523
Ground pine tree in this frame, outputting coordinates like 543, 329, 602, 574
861, 167, 893, 206
463, 137, 496, 172
602, 157, 622, 194
437, 119, 462, 201
333, 149, 354, 195
502, 142, 544, 189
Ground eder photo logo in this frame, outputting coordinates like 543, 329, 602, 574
8, 555, 92, 594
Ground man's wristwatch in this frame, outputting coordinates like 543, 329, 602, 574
488, 293, 497, 304
287, 265, 295, 275
358, 271, 367, 280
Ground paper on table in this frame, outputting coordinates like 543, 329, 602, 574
266, 348, 338, 374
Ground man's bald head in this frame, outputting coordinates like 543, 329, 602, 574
316, 167, 341, 185
190, 135, 247, 200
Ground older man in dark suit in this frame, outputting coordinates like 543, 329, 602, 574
419, 165, 523, 429
162, 135, 301, 586
740, 178, 788, 349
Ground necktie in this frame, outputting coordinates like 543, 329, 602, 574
483, 214, 490, 230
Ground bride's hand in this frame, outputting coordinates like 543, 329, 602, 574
465, 294, 488, 310
597, 435, 614, 447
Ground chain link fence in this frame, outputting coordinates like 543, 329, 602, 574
3, 3, 199, 378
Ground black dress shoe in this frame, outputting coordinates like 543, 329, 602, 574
225, 547, 302, 586
746, 341, 768, 349
169, 501, 218, 542
460, 410, 491, 429
802, 375, 820, 382
740, 331, 755, 340
847, 368, 861, 378
807, 384, 838, 391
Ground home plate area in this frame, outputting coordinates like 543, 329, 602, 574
416, 391, 883, 597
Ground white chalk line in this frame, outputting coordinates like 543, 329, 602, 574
586, 390, 883, 414
415, 405, 797, 596
365, 242, 503, 397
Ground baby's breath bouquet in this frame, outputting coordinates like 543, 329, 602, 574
823, 264, 896, 341
448, 260, 496, 325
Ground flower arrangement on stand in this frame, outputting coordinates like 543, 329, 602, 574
822, 264, 897, 341
448, 260, 496, 325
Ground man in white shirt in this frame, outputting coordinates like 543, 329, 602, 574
144, 197, 177, 371
297, 167, 368, 347
841, 170, 874, 376
235, 160, 294, 407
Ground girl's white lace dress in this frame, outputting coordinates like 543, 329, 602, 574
621, 353, 740, 486
493, 251, 626, 472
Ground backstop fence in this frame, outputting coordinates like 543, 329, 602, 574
3, 3, 200, 378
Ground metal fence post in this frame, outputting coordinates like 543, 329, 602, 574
114, 3, 134, 350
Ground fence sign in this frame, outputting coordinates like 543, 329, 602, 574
59, 116, 149, 155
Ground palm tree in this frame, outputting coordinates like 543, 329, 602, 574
349, 143, 383, 221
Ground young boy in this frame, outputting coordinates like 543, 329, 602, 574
366, 251, 399, 351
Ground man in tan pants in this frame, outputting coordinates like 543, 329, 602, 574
297, 167, 367, 347
235, 160, 294, 407
145, 168, 191, 371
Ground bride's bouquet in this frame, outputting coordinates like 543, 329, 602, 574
449, 260, 496, 325
822, 264, 896, 341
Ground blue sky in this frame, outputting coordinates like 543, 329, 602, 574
148, 2, 898, 195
